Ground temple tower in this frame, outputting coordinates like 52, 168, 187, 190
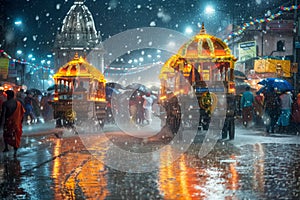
53, 0, 105, 72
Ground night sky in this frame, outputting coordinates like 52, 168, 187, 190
3, 0, 292, 59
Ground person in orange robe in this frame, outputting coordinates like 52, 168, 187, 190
0, 90, 25, 155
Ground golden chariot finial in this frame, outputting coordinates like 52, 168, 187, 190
199, 22, 206, 34
74, 52, 79, 60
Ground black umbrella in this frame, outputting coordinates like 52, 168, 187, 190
106, 82, 124, 90
125, 83, 150, 94
28, 88, 43, 96
47, 84, 69, 92
233, 70, 247, 80
235, 82, 252, 95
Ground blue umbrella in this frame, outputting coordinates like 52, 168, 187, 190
258, 78, 293, 92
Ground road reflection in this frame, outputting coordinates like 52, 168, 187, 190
51, 136, 109, 199
252, 144, 265, 193
0, 156, 28, 199
158, 146, 241, 199
1, 134, 300, 199
159, 147, 207, 199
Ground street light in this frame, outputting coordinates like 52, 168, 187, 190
16, 50, 22, 55
204, 5, 216, 15
14, 20, 22, 26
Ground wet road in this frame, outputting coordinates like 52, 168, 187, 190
0, 123, 300, 199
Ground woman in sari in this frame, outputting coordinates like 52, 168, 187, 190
0, 90, 25, 155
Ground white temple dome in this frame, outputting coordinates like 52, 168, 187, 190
53, 0, 105, 73
56, 0, 101, 47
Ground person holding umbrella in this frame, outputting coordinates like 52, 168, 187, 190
263, 87, 281, 134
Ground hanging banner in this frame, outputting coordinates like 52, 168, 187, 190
238, 41, 256, 61
0, 57, 9, 79
8, 60, 17, 77
9, 60, 15, 70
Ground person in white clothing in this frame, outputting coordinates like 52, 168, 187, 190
277, 90, 293, 133
142, 93, 153, 124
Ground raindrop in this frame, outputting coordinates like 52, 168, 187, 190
56, 4, 61, 10
150, 21, 156, 27
32, 34, 37, 41
256, 0, 262, 5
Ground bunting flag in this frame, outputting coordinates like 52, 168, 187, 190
223, 4, 300, 43
0, 50, 52, 71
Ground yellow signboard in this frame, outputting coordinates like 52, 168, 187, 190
254, 59, 291, 77
0, 57, 9, 79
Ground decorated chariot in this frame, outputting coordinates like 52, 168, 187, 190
159, 23, 237, 139
51, 53, 107, 130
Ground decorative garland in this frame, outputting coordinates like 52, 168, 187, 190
223, 4, 300, 43
1, 50, 160, 75
104, 62, 162, 76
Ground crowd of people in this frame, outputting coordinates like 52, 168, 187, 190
2, 83, 300, 155
105, 87, 157, 126
16, 89, 53, 125
240, 86, 300, 134
128, 91, 156, 126
0, 89, 53, 125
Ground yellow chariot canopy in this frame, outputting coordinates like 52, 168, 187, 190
177, 25, 234, 60
54, 53, 105, 82
160, 23, 237, 81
